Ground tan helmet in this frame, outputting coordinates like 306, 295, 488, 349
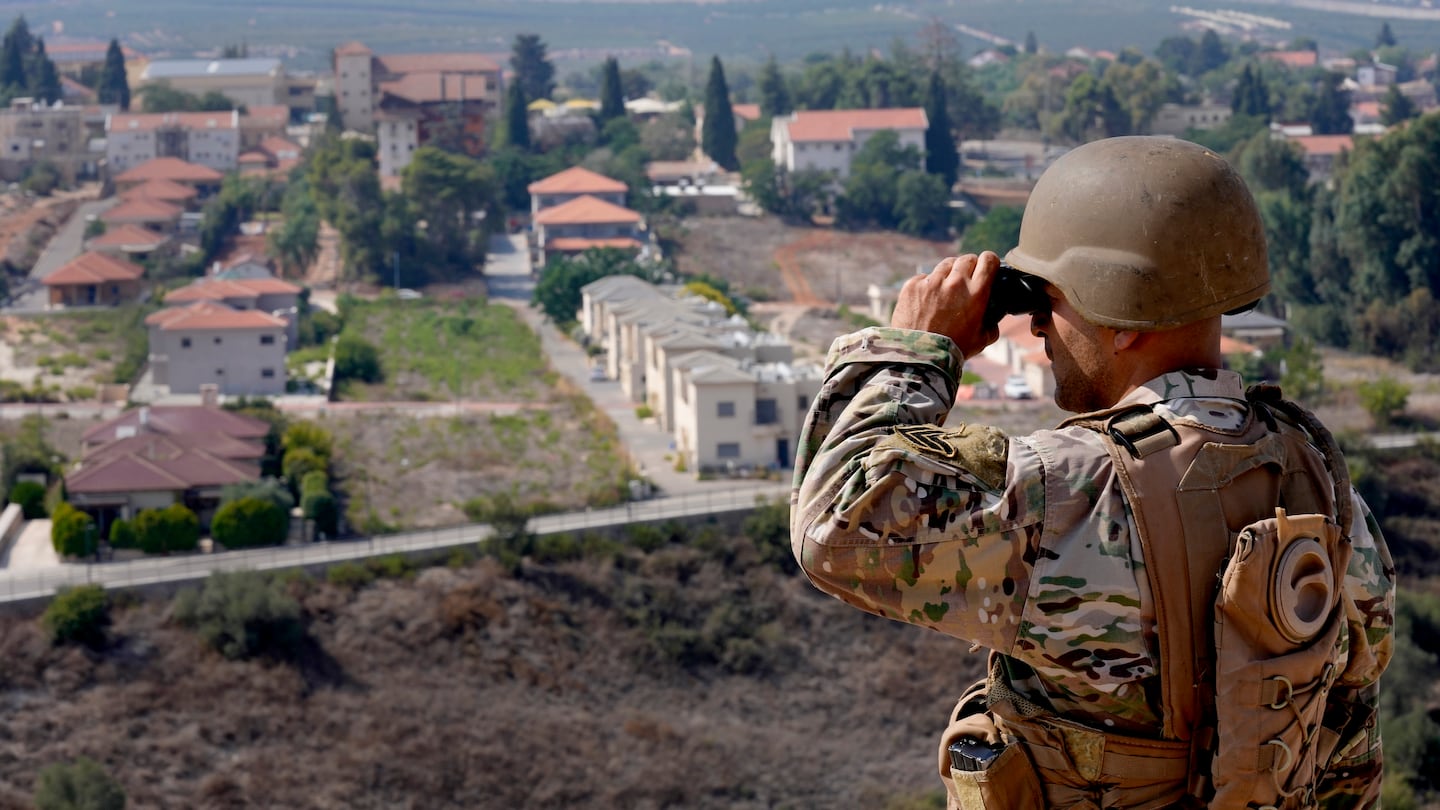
1003, 136, 1269, 331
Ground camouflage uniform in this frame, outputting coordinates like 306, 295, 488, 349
790, 327, 1395, 807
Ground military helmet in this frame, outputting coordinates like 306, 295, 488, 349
1003, 136, 1269, 331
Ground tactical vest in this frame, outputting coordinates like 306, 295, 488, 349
941, 385, 1365, 810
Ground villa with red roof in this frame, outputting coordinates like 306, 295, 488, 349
527, 166, 629, 216
146, 300, 288, 396
532, 195, 645, 258
162, 275, 302, 346
85, 223, 170, 260
770, 108, 929, 179
119, 178, 199, 206
100, 196, 183, 234
112, 156, 224, 195
1286, 134, 1356, 182
41, 252, 145, 308
67, 405, 272, 533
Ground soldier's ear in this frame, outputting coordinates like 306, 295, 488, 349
1112, 330, 1140, 354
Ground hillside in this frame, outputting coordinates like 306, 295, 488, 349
0, 511, 981, 808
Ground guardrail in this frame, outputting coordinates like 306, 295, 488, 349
0, 483, 789, 605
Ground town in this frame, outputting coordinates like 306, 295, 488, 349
0, 7, 1439, 805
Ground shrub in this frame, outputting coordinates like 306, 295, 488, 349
326, 561, 375, 589
33, 756, 126, 810
132, 504, 199, 555
282, 422, 334, 463
108, 518, 136, 549
50, 502, 95, 558
171, 570, 303, 660
1358, 376, 1411, 429
368, 553, 414, 579
299, 470, 329, 498
301, 490, 339, 539
334, 335, 383, 384
281, 447, 325, 492
219, 477, 293, 512
41, 585, 109, 647
211, 497, 288, 549
8, 480, 46, 518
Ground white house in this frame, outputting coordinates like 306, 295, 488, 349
770, 108, 928, 179
145, 301, 288, 396
106, 111, 241, 174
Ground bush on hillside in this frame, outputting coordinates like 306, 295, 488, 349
108, 518, 136, 550
171, 570, 303, 660
301, 490, 339, 538
334, 335, 383, 384
211, 497, 288, 550
50, 502, 95, 558
41, 585, 109, 647
133, 504, 199, 555
33, 756, 126, 810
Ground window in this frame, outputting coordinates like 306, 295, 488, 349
717, 443, 741, 459
717, 401, 736, 418
261, 368, 275, 378
755, 398, 778, 425
260, 335, 275, 345
181, 337, 192, 348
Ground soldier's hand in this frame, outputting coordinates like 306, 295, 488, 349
891, 252, 1000, 360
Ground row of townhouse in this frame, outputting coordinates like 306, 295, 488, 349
580, 275, 822, 474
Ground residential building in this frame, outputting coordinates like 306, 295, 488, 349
0, 99, 97, 184
374, 72, 496, 176
770, 108, 928, 179
138, 58, 288, 110
85, 223, 170, 261
331, 41, 502, 138
100, 195, 183, 234
145, 300, 288, 396
120, 177, 199, 207
527, 166, 628, 216
1260, 50, 1319, 70
40, 251, 144, 308
669, 350, 818, 472
112, 156, 224, 196
1286, 133, 1355, 182
67, 404, 270, 532
106, 112, 241, 174
239, 105, 291, 149
1149, 102, 1233, 137
237, 135, 303, 176
1357, 62, 1398, 88
693, 102, 761, 148
161, 275, 302, 347
532, 195, 644, 259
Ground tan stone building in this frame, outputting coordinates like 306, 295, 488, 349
332, 41, 502, 137
0, 99, 100, 184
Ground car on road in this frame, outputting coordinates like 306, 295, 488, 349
589, 364, 606, 382
1003, 374, 1034, 400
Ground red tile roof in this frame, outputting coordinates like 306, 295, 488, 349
259, 136, 302, 160
109, 111, 238, 133
145, 300, 289, 331
528, 166, 629, 195
164, 276, 300, 304
548, 237, 643, 252
120, 179, 199, 203
733, 103, 761, 122
60, 75, 97, 102
88, 431, 265, 464
42, 252, 144, 286
101, 196, 183, 223
533, 195, 642, 226
375, 52, 500, 75
83, 405, 271, 446
1290, 134, 1355, 156
66, 446, 259, 494
379, 72, 494, 105
334, 41, 373, 57
241, 105, 289, 128
87, 224, 168, 250
1260, 50, 1319, 69
783, 108, 928, 142
114, 157, 224, 185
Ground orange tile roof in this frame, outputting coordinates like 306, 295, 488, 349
259, 135, 302, 159
783, 108, 928, 142
379, 72, 494, 105
164, 276, 301, 304
528, 166, 628, 195
242, 105, 289, 127
66, 447, 259, 494
47, 41, 140, 61
42, 252, 144, 286
60, 75, 97, 101
1260, 50, 1318, 69
548, 237, 643, 252
733, 103, 761, 122
533, 195, 642, 226
88, 224, 168, 249
375, 52, 500, 75
120, 178, 199, 202
1221, 335, 1260, 356
334, 41, 373, 57
238, 150, 270, 165
114, 157, 224, 185
1291, 134, 1355, 156
109, 111, 238, 133
101, 196, 183, 222
145, 300, 288, 331
83, 405, 271, 445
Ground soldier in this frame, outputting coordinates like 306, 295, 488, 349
790, 137, 1394, 808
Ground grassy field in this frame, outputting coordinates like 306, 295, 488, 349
1, 306, 152, 402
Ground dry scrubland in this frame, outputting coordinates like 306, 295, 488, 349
0, 517, 980, 809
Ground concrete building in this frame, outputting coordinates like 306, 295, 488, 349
106, 111, 241, 174
138, 58, 288, 110
332, 41, 502, 137
527, 166, 629, 216
770, 108, 928, 179
533, 195, 644, 259
145, 300, 288, 396
161, 275, 302, 348
41, 252, 144, 308
1149, 102, 1233, 137
0, 99, 99, 184
374, 72, 495, 176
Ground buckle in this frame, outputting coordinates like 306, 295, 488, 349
1107, 408, 1180, 459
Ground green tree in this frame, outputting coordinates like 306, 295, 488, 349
268, 177, 320, 277
499, 78, 530, 151
1279, 338, 1325, 403
923, 71, 958, 189
2, 413, 59, 491
1235, 129, 1308, 198
41, 585, 109, 647
756, 55, 791, 119
29, 37, 59, 103
281, 447, 325, 493
8, 480, 45, 518
50, 502, 95, 559
1194, 29, 1229, 75
211, 497, 288, 549
171, 569, 302, 659
108, 518, 135, 550
1376, 21, 1397, 48
334, 335, 382, 384
510, 34, 555, 103
1052, 72, 1129, 142
282, 421, 333, 465
961, 205, 1024, 255
0, 16, 32, 91
400, 146, 499, 280
1232, 64, 1270, 119
701, 56, 738, 171
1309, 72, 1353, 135
598, 56, 624, 124
220, 477, 294, 513
97, 39, 130, 110
132, 504, 199, 555
894, 170, 951, 237
534, 248, 647, 328
1381, 84, 1416, 126
1024, 31, 1039, 55
741, 157, 786, 216
33, 756, 125, 810
1358, 376, 1410, 428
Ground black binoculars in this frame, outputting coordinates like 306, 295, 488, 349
982, 263, 1049, 330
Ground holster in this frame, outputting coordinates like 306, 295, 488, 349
938, 679, 1044, 810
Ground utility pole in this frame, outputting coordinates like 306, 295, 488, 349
392, 251, 400, 290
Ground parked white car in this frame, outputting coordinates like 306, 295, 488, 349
1003, 375, 1034, 400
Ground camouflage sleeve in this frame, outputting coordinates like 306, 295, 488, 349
790, 327, 1042, 653
1316, 490, 1395, 809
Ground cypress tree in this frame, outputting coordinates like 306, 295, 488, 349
502, 79, 530, 151
923, 71, 958, 188
701, 56, 738, 171
98, 39, 130, 111
31, 36, 60, 103
0, 16, 30, 90
757, 55, 791, 119
598, 56, 624, 123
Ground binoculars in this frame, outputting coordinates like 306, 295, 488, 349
982, 263, 1049, 330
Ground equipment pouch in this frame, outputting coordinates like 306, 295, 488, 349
945, 743, 1045, 810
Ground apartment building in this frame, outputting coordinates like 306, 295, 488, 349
106, 111, 241, 174
138, 58, 288, 111
770, 108, 928, 179
0, 99, 99, 184
145, 300, 288, 396
332, 41, 502, 137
